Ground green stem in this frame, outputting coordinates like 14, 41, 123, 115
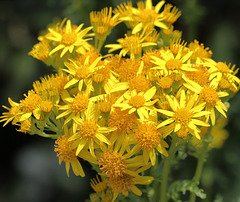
189, 136, 209, 202
160, 134, 179, 202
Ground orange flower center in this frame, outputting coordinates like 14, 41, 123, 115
54, 135, 76, 162
200, 86, 219, 107
61, 32, 77, 46
134, 123, 161, 150
71, 93, 89, 113
78, 120, 98, 141
129, 95, 145, 108
174, 107, 192, 126
76, 66, 90, 80
165, 58, 182, 71
99, 150, 127, 178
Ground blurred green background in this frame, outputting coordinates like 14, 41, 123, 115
0, 0, 240, 201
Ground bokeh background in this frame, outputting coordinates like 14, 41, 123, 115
0, 0, 240, 201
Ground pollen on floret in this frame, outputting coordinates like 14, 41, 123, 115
71, 92, 89, 113
54, 135, 77, 163
165, 58, 182, 71
200, 86, 219, 107
129, 75, 152, 92
129, 95, 145, 108
134, 122, 161, 150
108, 108, 137, 134
20, 90, 42, 113
90, 175, 107, 193
174, 108, 192, 126
99, 150, 127, 178
78, 120, 98, 141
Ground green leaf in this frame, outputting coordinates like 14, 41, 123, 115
168, 180, 206, 201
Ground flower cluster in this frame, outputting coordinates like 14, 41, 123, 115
1, 0, 239, 201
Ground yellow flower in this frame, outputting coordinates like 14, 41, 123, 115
96, 144, 153, 201
68, 103, 116, 157
205, 59, 240, 91
54, 126, 85, 177
56, 91, 90, 125
131, 0, 168, 33
129, 121, 169, 165
105, 33, 156, 59
47, 19, 93, 57
28, 41, 50, 62
113, 86, 157, 120
157, 90, 210, 139
90, 7, 120, 51
151, 49, 194, 77
162, 3, 181, 24
16, 119, 32, 133
0, 98, 20, 126
184, 78, 229, 125
64, 56, 102, 92
19, 90, 43, 121
184, 64, 210, 87
90, 175, 107, 193
108, 108, 137, 152
188, 40, 212, 61
108, 171, 153, 202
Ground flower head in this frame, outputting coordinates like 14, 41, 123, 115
157, 90, 210, 139
113, 86, 157, 120
54, 127, 85, 177
47, 20, 93, 57
105, 33, 156, 59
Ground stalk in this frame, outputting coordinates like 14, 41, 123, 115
160, 134, 179, 202
189, 135, 210, 202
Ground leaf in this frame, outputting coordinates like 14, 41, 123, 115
168, 180, 206, 201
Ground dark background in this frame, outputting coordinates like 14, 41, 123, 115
0, 0, 240, 201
